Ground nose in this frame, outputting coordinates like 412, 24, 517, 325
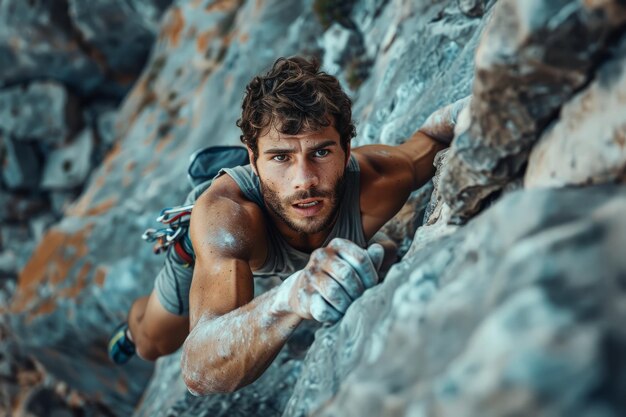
292, 158, 319, 190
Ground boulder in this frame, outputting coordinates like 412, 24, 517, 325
67, 0, 173, 76
41, 129, 95, 190
525, 38, 626, 188
1, 136, 41, 191
457, 0, 489, 17
0, 82, 81, 146
439, 0, 626, 222
0, 0, 108, 97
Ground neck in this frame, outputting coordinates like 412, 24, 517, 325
268, 210, 339, 254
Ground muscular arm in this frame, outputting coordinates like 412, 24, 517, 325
355, 96, 470, 238
181, 178, 385, 395
181, 182, 302, 394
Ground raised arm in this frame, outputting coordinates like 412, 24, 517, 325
180, 177, 385, 395
355, 96, 471, 239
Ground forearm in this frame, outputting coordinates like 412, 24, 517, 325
181, 286, 302, 395
418, 95, 471, 145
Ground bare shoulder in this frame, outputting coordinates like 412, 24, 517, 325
353, 144, 415, 191
190, 174, 267, 268
353, 145, 416, 238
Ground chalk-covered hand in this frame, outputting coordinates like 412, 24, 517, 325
275, 238, 384, 324
418, 95, 472, 145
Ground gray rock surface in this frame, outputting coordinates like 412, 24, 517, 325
439, 0, 626, 222
0, 0, 172, 97
1, 137, 41, 190
41, 129, 95, 190
0, 82, 80, 146
289, 185, 626, 417
3, 0, 626, 416
68, 0, 172, 76
525, 38, 626, 189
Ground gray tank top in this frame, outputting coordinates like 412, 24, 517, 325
220, 155, 366, 278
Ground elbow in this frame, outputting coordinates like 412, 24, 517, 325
181, 345, 245, 395
182, 370, 243, 396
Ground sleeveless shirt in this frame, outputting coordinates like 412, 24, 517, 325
219, 155, 366, 278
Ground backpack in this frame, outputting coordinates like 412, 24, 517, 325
142, 146, 250, 265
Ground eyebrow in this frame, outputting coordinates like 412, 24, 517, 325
263, 140, 338, 154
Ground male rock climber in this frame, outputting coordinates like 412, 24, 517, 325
108, 56, 469, 393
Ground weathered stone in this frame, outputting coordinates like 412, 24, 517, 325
0, 190, 48, 223
525, 39, 626, 188
0, 223, 35, 274
67, 0, 173, 76
0, 82, 81, 146
439, 0, 626, 222
9, 0, 626, 416
0, 0, 107, 96
48, 190, 81, 216
287, 186, 626, 417
1, 137, 41, 191
458, 0, 488, 17
95, 110, 118, 151
0, 250, 18, 278
41, 129, 94, 190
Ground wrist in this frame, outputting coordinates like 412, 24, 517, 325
269, 271, 303, 318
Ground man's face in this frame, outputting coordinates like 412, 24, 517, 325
250, 124, 350, 236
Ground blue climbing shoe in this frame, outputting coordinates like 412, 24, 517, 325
108, 322, 136, 365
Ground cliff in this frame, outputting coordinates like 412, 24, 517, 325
1, 0, 625, 416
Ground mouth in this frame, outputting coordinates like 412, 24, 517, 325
293, 198, 322, 208
291, 198, 324, 216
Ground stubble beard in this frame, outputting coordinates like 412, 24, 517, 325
260, 174, 346, 235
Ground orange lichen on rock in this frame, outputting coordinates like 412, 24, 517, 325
60, 262, 92, 299
12, 224, 93, 314
94, 267, 107, 287
142, 161, 159, 175
206, 0, 240, 13
26, 298, 57, 324
156, 133, 174, 153
163, 8, 185, 47
67, 192, 118, 217
196, 29, 217, 52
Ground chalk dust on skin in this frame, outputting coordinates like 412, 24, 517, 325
182, 284, 300, 394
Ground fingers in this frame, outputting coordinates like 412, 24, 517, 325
310, 272, 353, 314
309, 293, 342, 324
367, 243, 384, 271
318, 256, 364, 300
328, 238, 379, 289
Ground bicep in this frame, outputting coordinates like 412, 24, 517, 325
188, 255, 254, 328
186, 191, 261, 328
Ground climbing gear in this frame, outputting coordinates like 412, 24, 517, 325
142, 204, 193, 255
108, 322, 136, 365
142, 145, 250, 260
187, 145, 249, 187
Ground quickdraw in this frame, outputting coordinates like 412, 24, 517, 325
142, 204, 194, 255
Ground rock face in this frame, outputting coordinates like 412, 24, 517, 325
525, 38, 626, 188
0, 0, 173, 303
2, 0, 626, 416
289, 185, 626, 417
0, 82, 80, 146
439, 0, 626, 222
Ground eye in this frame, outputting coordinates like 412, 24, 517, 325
272, 154, 288, 162
314, 149, 330, 158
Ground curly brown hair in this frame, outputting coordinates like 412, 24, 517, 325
237, 56, 356, 160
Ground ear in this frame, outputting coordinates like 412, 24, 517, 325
247, 146, 259, 176
345, 142, 351, 167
